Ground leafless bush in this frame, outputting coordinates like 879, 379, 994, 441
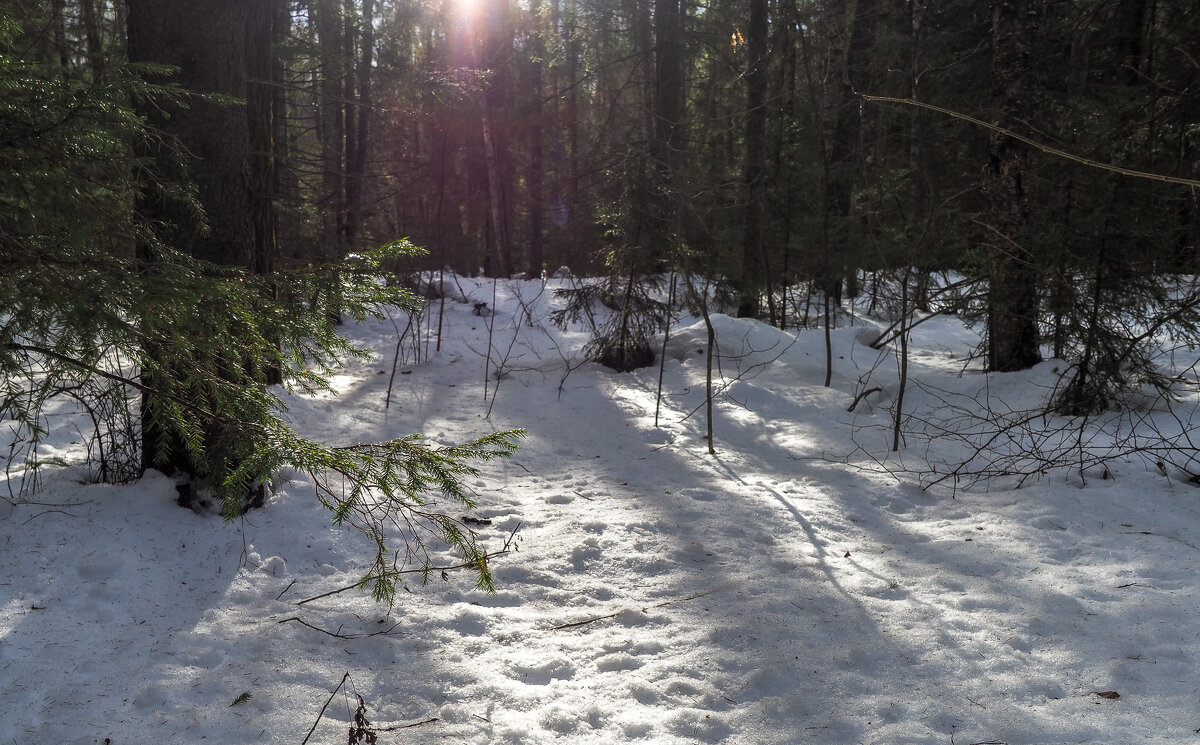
3, 345, 140, 501
850, 368, 1200, 493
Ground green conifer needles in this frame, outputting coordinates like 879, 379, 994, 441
0, 28, 525, 600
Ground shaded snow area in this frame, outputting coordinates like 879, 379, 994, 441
4, 277, 1200, 745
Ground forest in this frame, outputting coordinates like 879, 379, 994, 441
4, 0, 1199, 409
3, 0, 1200, 743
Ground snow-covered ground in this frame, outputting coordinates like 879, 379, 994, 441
3, 276, 1200, 745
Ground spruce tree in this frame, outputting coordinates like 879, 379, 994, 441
0, 9, 523, 604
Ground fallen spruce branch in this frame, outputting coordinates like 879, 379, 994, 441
295, 523, 521, 606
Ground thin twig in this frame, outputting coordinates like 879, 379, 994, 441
375, 717, 440, 731
301, 672, 350, 745
276, 579, 296, 600
862, 95, 1200, 188
21, 508, 77, 524
278, 616, 401, 639
549, 589, 717, 631
847, 386, 882, 412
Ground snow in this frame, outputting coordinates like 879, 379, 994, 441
4, 276, 1200, 744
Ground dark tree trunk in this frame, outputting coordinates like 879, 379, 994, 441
630, 0, 656, 263
526, 0, 546, 279
127, 0, 274, 501
248, 0, 282, 385
80, 0, 104, 78
272, 0, 291, 214
481, 0, 513, 277
49, 0, 68, 70
341, 0, 358, 244
823, 0, 877, 306
345, 0, 374, 247
738, 0, 768, 318
564, 0, 581, 216
984, 0, 1041, 372
1114, 0, 1146, 86
247, 0, 278, 278
315, 0, 345, 254
127, 0, 256, 266
650, 0, 683, 265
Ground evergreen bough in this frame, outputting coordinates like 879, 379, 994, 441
0, 18, 523, 604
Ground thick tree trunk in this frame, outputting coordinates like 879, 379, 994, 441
650, 0, 683, 266
480, 108, 512, 277
49, 0, 67, 70
272, 0, 291, 214
247, 0, 278, 278
127, 0, 256, 266
481, 0, 513, 277
127, 0, 273, 503
341, 0, 358, 244
565, 0, 581, 217
630, 0, 656, 263
248, 0, 282, 385
984, 0, 1041, 372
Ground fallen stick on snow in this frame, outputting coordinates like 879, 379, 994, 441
548, 588, 718, 631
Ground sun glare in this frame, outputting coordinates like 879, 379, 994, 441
451, 0, 486, 25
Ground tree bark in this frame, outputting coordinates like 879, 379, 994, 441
49, 0, 68, 70
480, 0, 513, 277
79, 0, 104, 79
345, 0, 374, 247
823, 0, 877, 306
315, 0, 345, 253
738, 0, 769, 318
247, 0, 278, 278
983, 0, 1041, 372
1114, 0, 1145, 86
127, 0, 273, 496
526, 0, 546, 279
127, 0, 256, 266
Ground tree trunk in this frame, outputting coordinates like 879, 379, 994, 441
984, 0, 1041, 372
127, 0, 256, 266
315, 0, 345, 254
49, 0, 68, 70
79, 0, 104, 79
341, 0, 358, 245
127, 0, 273, 502
345, 0, 374, 247
526, 0, 546, 279
738, 0, 769, 318
481, 107, 512, 277
247, 0, 278, 278
248, 0, 282, 385
272, 0, 291, 215
651, 0, 684, 265
823, 0, 877, 306
481, 0, 513, 277
1114, 0, 1146, 86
